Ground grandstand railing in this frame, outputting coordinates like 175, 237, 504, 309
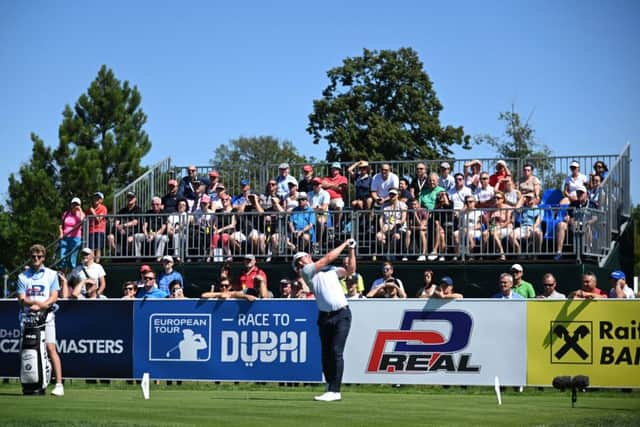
113, 157, 173, 213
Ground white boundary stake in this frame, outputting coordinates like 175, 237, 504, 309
494, 376, 502, 406
141, 372, 150, 400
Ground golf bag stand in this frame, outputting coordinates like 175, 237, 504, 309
20, 309, 52, 395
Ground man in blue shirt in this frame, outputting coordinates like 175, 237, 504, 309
492, 273, 525, 299
157, 255, 183, 294
288, 192, 316, 253
136, 270, 169, 298
17, 244, 65, 396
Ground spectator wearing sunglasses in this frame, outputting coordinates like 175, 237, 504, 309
136, 271, 168, 298
536, 273, 566, 299
121, 281, 138, 299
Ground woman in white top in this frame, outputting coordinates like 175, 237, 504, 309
453, 196, 485, 258
517, 163, 541, 202
561, 160, 588, 204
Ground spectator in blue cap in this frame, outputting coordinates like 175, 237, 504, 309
608, 270, 635, 299
232, 178, 253, 207
433, 276, 463, 299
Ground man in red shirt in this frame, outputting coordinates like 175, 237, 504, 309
238, 254, 269, 298
87, 191, 108, 263
489, 160, 511, 192
569, 272, 608, 299
322, 162, 348, 231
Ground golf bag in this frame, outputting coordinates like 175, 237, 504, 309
20, 309, 52, 395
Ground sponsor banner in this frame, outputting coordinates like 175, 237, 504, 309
344, 300, 527, 385
133, 300, 322, 381
0, 300, 133, 378
527, 301, 640, 387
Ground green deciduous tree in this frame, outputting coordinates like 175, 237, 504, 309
307, 47, 471, 162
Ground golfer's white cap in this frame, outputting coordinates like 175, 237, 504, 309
292, 252, 309, 271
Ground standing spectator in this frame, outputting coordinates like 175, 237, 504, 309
448, 173, 473, 211
453, 196, 485, 258
406, 198, 428, 261
432, 276, 463, 299
276, 162, 298, 199
135, 264, 153, 288
569, 272, 607, 299
178, 165, 209, 209
501, 175, 521, 208
608, 270, 635, 299
69, 248, 107, 298
474, 172, 496, 208
17, 244, 64, 396
492, 273, 524, 299
416, 270, 436, 298
162, 179, 180, 213
419, 173, 444, 210
561, 160, 588, 205
121, 281, 137, 299
489, 160, 511, 192
285, 192, 316, 254
554, 185, 597, 260
86, 192, 107, 263
369, 261, 405, 293
485, 191, 513, 261
588, 173, 605, 209
232, 179, 253, 208
141, 196, 169, 260
509, 193, 543, 255
518, 163, 541, 202
347, 160, 372, 210
463, 159, 482, 191
536, 273, 566, 299
309, 178, 331, 250
136, 271, 168, 298
167, 199, 189, 262
409, 162, 428, 200
592, 160, 609, 181
157, 255, 184, 294
191, 194, 215, 260
431, 189, 455, 261
238, 254, 268, 295
510, 264, 536, 298
438, 162, 455, 192
371, 163, 399, 207
107, 191, 143, 257
59, 197, 85, 270
299, 164, 315, 193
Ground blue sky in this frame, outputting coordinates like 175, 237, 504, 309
1, 0, 638, 204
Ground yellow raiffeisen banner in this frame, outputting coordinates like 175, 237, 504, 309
527, 301, 640, 387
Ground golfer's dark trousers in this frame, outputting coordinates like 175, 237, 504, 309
317, 306, 351, 393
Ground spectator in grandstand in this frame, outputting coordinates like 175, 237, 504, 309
309, 177, 331, 250
509, 264, 536, 298
347, 160, 373, 210
205, 170, 220, 198
419, 172, 445, 210
232, 179, 253, 208
367, 277, 407, 298
553, 185, 597, 260
568, 272, 607, 299
190, 194, 215, 261
201, 276, 257, 301
431, 190, 455, 261
501, 175, 521, 208
107, 191, 143, 258
376, 188, 408, 260
59, 197, 85, 270
136, 264, 153, 288
168, 280, 186, 299
608, 270, 635, 299
238, 254, 268, 295
275, 162, 298, 199
86, 191, 107, 263
484, 191, 513, 261
448, 172, 473, 211
560, 160, 588, 205
339, 255, 365, 294
69, 247, 107, 298
536, 273, 566, 299
409, 162, 428, 200
233, 192, 266, 258
162, 179, 180, 213
58, 271, 70, 298
474, 172, 496, 208
140, 196, 169, 260
345, 275, 366, 299
371, 163, 399, 207
509, 193, 543, 255
178, 165, 208, 209
518, 163, 541, 203
369, 261, 405, 293
432, 276, 463, 299
284, 181, 300, 211
592, 160, 609, 181
398, 177, 413, 204
298, 164, 315, 193
406, 198, 429, 262
210, 195, 236, 262
416, 269, 436, 298
167, 199, 189, 262
322, 162, 348, 215
453, 196, 485, 259
136, 270, 168, 298
121, 281, 137, 299
17, 244, 65, 396
489, 160, 511, 192
209, 183, 228, 210
438, 162, 455, 192
492, 273, 524, 299
284, 192, 316, 254
278, 278, 297, 299
157, 255, 183, 294
463, 159, 482, 191
588, 173, 605, 209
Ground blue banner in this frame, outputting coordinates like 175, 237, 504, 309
133, 300, 322, 381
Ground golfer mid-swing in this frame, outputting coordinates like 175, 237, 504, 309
292, 238, 356, 402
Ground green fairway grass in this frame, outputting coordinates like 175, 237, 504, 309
0, 382, 638, 426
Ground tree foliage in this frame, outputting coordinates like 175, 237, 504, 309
307, 47, 471, 162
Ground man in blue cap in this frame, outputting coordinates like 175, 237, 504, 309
608, 270, 635, 298
433, 276, 464, 299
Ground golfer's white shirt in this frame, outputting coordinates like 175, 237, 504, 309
302, 264, 348, 312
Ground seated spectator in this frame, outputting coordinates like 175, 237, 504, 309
136, 271, 169, 298
474, 172, 495, 208
409, 162, 428, 200
178, 165, 209, 209
431, 191, 455, 261
210, 183, 228, 210
322, 161, 348, 212
398, 178, 413, 204
121, 281, 137, 299
345, 275, 366, 299
463, 159, 482, 191
366, 278, 407, 298
339, 255, 365, 294
59, 197, 85, 270
592, 160, 609, 181
136, 264, 153, 288
371, 163, 399, 207
376, 188, 408, 260
560, 160, 588, 205
432, 276, 463, 299
278, 278, 298, 299
448, 173, 473, 211
453, 196, 485, 258
205, 170, 220, 198
157, 255, 183, 294
162, 179, 180, 213
489, 160, 511, 192
518, 163, 541, 203
568, 272, 607, 299
190, 194, 215, 260
554, 185, 597, 260
232, 179, 253, 208
284, 192, 316, 254
284, 181, 300, 211
492, 273, 524, 299
510, 263, 536, 298
438, 162, 455, 192
369, 261, 405, 293
484, 191, 513, 261
86, 191, 108, 263
509, 193, 543, 254
167, 199, 189, 262
587, 173, 605, 209
211, 195, 236, 262
260, 179, 285, 255
107, 191, 143, 257
416, 269, 436, 298
299, 164, 315, 193
406, 198, 428, 261
419, 173, 444, 210
536, 273, 566, 299
69, 248, 107, 299
309, 177, 331, 249
276, 163, 298, 199
347, 160, 372, 210
608, 270, 635, 299
169, 280, 186, 299
501, 175, 521, 208
238, 254, 268, 298
141, 196, 169, 260
201, 276, 257, 301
